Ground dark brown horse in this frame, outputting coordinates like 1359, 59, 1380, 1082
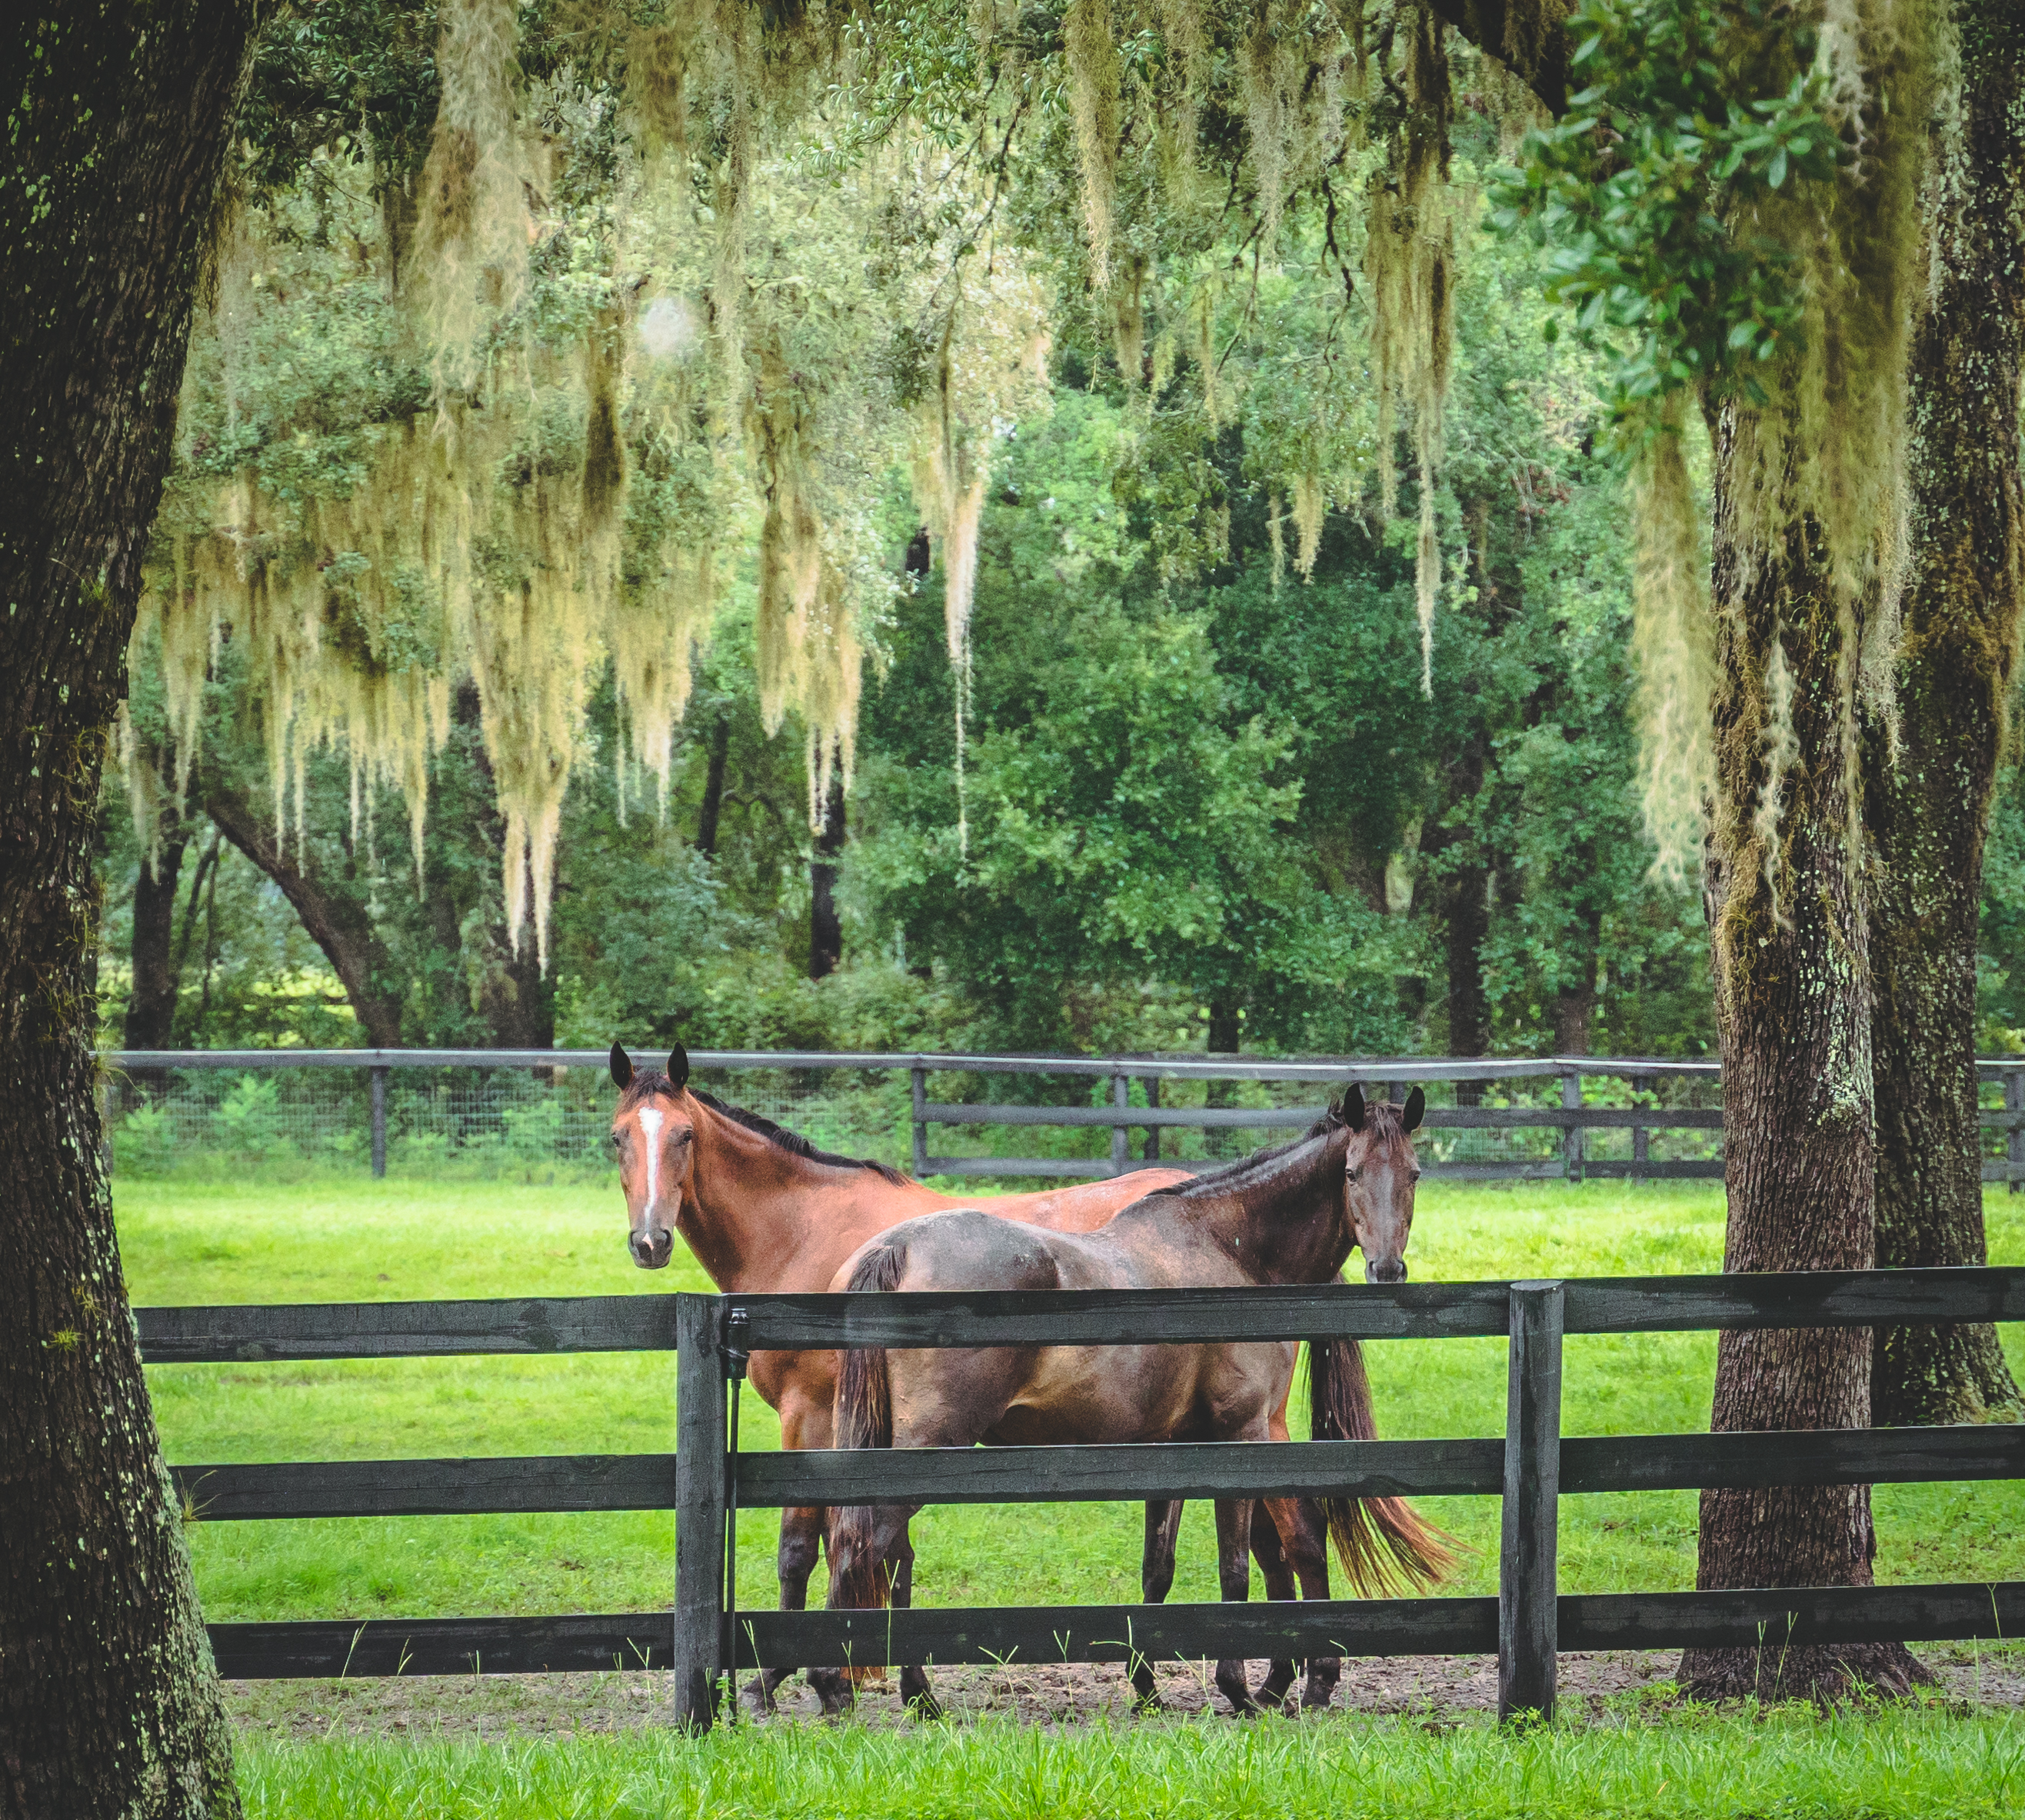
608, 1041, 1194, 1709
817, 1087, 1454, 1716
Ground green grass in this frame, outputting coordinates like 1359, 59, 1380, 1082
233, 1703, 2025, 1818
120, 1175, 2025, 1622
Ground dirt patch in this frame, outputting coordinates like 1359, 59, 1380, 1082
225, 1642, 2025, 1740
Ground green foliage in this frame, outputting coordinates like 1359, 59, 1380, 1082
1489, 0, 1847, 411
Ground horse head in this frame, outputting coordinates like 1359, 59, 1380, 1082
1335, 1082, 1424, 1283
609, 1039, 695, 1269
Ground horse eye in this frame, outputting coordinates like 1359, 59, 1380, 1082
1346, 1167, 1360, 1183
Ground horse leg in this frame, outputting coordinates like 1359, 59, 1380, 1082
891, 1523, 942, 1719
751, 1388, 834, 1712
747, 1502, 824, 1713
807, 1499, 918, 1716
1250, 1502, 1302, 1712
1264, 1495, 1341, 1711
1211, 1498, 1261, 1715
1134, 1500, 1184, 1709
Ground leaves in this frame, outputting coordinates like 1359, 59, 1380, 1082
1486, 0, 1849, 419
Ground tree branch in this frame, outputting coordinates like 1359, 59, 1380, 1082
200, 776, 407, 1048
1424, 0, 1573, 118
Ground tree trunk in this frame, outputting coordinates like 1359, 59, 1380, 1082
202, 777, 407, 1048
0, 6, 259, 1815
1424, 735, 1490, 1102
695, 712, 730, 857
809, 762, 845, 980
124, 805, 189, 1103
1680, 406, 1924, 1702
1864, 0, 2024, 1427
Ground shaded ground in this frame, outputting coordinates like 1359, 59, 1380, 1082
225, 1643, 2025, 1740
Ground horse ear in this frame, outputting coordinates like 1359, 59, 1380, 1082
610, 1042, 634, 1090
667, 1040, 690, 1089
1402, 1085, 1426, 1132
1342, 1082, 1367, 1132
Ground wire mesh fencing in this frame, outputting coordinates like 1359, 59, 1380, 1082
100, 1048, 2025, 1187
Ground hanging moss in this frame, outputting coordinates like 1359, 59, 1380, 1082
1065, 0, 1123, 287
415, 0, 531, 398
1630, 399, 1717, 877
1364, 5, 1455, 693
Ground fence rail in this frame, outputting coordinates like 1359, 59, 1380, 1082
142, 1265, 2025, 1725
104, 1046, 2025, 1185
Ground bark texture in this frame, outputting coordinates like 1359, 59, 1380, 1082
1864, 0, 2025, 1427
199, 776, 407, 1048
0, 7, 261, 1816
1681, 408, 1923, 1702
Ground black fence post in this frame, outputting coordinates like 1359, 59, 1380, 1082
1560, 1072, 1583, 1183
1111, 1072, 1129, 1175
1500, 1278, 1564, 1723
674, 1292, 729, 1731
1143, 1075, 1161, 1162
370, 1066, 388, 1179
911, 1067, 930, 1178
1631, 1074, 1650, 1185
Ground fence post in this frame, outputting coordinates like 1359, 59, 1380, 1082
1631, 1073, 1650, 1186
674, 1292, 729, 1731
2009, 1072, 2023, 1195
1111, 1073, 1129, 1175
1560, 1072, 1583, 1184
911, 1067, 930, 1179
370, 1066, 388, 1179
1500, 1278, 1564, 1724
1144, 1075, 1161, 1162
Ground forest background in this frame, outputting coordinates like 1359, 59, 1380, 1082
97, 0, 2025, 1074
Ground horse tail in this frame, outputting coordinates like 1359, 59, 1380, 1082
829, 1245, 904, 1612
1310, 1335, 1460, 1595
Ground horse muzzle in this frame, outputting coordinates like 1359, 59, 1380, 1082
1364, 1257, 1408, 1285
630, 1224, 674, 1269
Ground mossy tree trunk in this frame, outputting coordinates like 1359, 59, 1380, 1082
1, 5, 261, 1815
1679, 408, 1924, 1702
1863, 0, 2024, 1428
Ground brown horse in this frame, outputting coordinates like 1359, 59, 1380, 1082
608, 1041, 1195, 1709
818, 1086, 1454, 1717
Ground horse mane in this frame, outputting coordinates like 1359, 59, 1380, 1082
1137, 1098, 1407, 1200
616, 1069, 909, 1185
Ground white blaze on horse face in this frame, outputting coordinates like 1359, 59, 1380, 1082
638, 1106, 665, 1222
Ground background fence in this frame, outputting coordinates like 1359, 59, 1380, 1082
107, 1048, 2025, 1186
143, 1267, 2025, 1727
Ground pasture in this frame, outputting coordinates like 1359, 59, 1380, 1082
127, 1173, 2025, 1619
124, 1171, 2025, 1815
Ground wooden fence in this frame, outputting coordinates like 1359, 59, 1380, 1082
112, 1046, 2025, 1184
145, 1266, 2025, 1726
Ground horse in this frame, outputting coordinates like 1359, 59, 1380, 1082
608, 1039, 1197, 1711
815, 1085, 1454, 1718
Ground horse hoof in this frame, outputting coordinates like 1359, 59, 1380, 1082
1131, 1688, 1164, 1715
905, 1690, 944, 1722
